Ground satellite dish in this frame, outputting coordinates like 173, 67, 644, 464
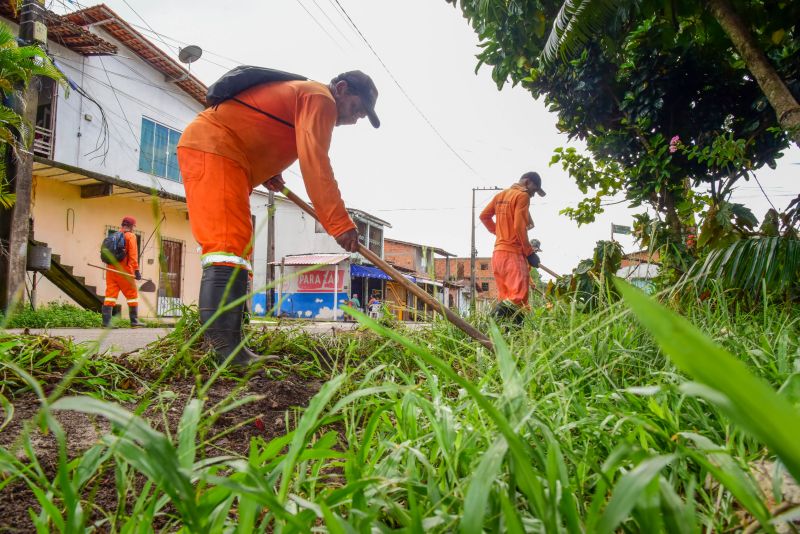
178, 45, 202, 64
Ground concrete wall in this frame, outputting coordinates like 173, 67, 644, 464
30, 176, 199, 317
46, 27, 203, 198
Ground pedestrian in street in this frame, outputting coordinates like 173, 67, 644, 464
102, 216, 143, 328
177, 70, 380, 365
479, 172, 546, 320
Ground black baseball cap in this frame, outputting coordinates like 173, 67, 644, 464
340, 70, 380, 128
521, 171, 546, 197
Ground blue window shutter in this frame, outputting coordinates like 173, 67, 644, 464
138, 118, 155, 173
153, 123, 169, 178
166, 129, 181, 182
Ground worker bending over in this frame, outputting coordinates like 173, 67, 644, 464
178, 71, 380, 365
479, 172, 546, 319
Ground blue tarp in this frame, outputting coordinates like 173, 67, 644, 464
350, 264, 416, 282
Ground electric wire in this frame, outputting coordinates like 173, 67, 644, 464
294, 0, 347, 53
330, 0, 485, 181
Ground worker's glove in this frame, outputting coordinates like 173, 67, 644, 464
264, 175, 286, 192
526, 252, 540, 268
335, 228, 360, 253
134, 270, 142, 280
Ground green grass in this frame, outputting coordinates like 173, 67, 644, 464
0, 287, 798, 532
0, 302, 102, 328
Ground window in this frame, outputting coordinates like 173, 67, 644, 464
481, 282, 489, 291
369, 225, 383, 256
480, 263, 488, 270
139, 118, 182, 182
355, 220, 368, 246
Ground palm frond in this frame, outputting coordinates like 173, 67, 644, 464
685, 237, 800, 298
541, 0, 630, 64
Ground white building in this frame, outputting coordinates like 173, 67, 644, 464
249, 190, 392, 317
1, 3, 206, 316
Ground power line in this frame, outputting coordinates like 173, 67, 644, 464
294, 0, 347, 53
119, 0, 179, 55
330, 0, 484, 181
98, 56, 139, 146
308, 0, 353, 46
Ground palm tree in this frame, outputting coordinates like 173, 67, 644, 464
0, 20, 65, 207
541, 0, 800, 146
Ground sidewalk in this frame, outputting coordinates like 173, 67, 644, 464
3, 321, 431, 355
3, 327, 172, 355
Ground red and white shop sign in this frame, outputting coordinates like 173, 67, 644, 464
296, 269, 344, 292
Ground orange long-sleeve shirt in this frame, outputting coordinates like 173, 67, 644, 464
178, 80, 355, 237
479, 184, 533, 256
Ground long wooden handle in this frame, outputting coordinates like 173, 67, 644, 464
538, 263, 561, 279
87, 263, 151, 282
281, 187, 494, 351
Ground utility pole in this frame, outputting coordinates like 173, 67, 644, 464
0, 0, 47, 311
470, 186, 502, 312
266, 191, 276, 313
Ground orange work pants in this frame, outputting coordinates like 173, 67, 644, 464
491, 249, 529, 307
177, 147, 254, 270
104, 270, 138, 307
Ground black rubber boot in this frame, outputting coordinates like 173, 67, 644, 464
129, 306, 143, 328
101, 305, 113, 328
199, 265, 260, 367
492, 301, 525, 325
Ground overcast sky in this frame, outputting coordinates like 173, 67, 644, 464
56, 0, 797, 276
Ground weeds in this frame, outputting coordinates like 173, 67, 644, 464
0, 289, 798, 531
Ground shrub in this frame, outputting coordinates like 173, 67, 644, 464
0, 302, 102, 328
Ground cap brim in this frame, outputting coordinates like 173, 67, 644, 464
536, 189, 546, 197
367, 108, 380, 128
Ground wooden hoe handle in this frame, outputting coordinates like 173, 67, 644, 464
281, 187, 494, 351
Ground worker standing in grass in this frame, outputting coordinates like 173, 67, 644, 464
177, 70, 380, 365
102, 216, 142, 329
479, 172, 546, 319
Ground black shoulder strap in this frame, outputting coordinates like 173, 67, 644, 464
231, 98, 295, 128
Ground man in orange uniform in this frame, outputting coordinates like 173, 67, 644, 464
102, 216, 143, 328
479, 172, 546, 319
177, 71, 379, 365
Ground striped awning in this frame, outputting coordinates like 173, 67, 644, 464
279, 253, 350, 266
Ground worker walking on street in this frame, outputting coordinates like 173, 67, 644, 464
177, 70, 380, 365
479, 172, 546, 319
102, 216, 143, 328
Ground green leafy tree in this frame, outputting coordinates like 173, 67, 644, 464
445, 0, 798, 238
541, 0, 800, 145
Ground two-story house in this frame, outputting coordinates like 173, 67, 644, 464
1, 3, 206, 317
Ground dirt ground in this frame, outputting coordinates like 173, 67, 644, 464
0, 367, 323, 532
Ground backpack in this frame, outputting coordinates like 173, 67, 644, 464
101, 231, 127, 264
206, 66, 307, 127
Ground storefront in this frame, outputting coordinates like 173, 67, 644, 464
274, 254, 351, 320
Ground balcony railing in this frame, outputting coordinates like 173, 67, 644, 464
33, 125, 54, 159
